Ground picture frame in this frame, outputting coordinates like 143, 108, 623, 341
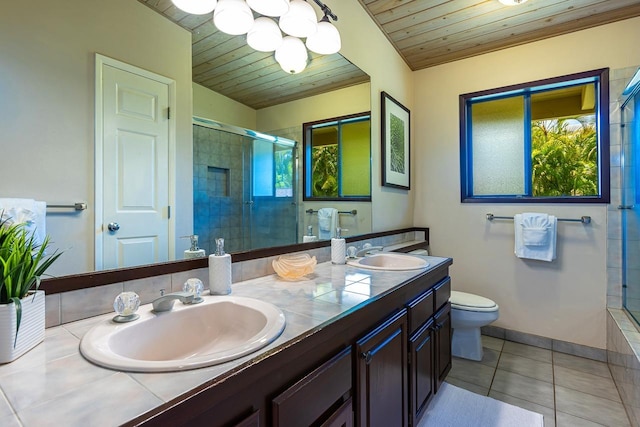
381, 91, 410, 190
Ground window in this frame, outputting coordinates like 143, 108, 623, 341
303, 112, 371, 201
460, 68, 609, 203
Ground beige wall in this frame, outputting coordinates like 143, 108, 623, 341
331, 0, 416, 233
0, 0, 193, 276
193, 82, 256, 129
413, 17, 640, 349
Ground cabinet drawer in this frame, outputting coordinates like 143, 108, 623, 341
273, 347, 352, 427
407, 289, 434, 335
434, 278, 451, 312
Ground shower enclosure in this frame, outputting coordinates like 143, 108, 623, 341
621, 69, 640, 324
192, 118, 298, 255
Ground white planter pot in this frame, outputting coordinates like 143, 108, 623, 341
0, 290, 45, 363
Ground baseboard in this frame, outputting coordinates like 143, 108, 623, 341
481, 325, 607, 362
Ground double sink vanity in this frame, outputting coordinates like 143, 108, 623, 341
0, 249, 452, 427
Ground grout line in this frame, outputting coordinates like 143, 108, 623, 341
551, 350, 557, 425
486, 343, 503, 395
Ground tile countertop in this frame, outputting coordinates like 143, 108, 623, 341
0, 255, 449, 427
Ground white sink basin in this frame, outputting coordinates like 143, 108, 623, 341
347, 253, 429, 271
80, 295, 286, 372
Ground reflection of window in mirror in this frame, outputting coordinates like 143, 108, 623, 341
460, 68, 610, 203
253, 139, 294, 198
303, 112, 371, 201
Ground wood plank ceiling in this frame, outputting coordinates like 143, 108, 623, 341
139, 0, 640, 109
137, 0, 369, 110
358, 0, 640, 71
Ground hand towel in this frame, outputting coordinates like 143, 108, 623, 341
0, 198, 46, 246
317, 208, 338, 240
514, 213, 557, 262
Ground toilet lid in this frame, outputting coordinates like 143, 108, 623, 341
450, 291, 498, 312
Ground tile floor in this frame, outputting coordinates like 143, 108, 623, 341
445, 336, 632, 427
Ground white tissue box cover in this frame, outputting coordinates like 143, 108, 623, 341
0, 290, 45, 363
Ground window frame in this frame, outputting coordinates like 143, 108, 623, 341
459, 68, 610, 204
302, 111, 372, 202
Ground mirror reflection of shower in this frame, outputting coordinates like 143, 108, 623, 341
192, 117, 298, 256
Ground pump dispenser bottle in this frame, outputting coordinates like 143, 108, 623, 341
183, 235, 206, 259
209, 237, 232, 295
303, 225, 317, 243
331, 227, 347, 264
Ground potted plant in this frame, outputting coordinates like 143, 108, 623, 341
0, 215, 61, 363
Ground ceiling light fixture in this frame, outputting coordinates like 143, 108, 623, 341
498, 0, 528, 5
172, 0, 217, 15
171, 0, 340, 74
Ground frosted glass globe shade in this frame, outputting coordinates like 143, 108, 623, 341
279, 0, 317, 38
246, 0, 289, 17
306, 20, 341, 54
171, 0, 217, 14
247, 17, 283, 52
214, 0, 254, 35
275, 36, 308, 74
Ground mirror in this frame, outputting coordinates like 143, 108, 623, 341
0, 0, 371, 278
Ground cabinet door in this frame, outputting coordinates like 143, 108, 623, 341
322, 397, 353, 427
409, 319, 434, 425
356, 309, 408, 427
233, 410, 260, 427
434, 304, 452, 390
272, 347, 352, 427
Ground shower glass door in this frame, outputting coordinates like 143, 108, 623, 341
622, 87, 640, 324
193, 120, 298, 256
246, 138, 297, 250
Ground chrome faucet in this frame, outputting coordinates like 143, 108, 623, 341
355, 245, 384, 257
152, 291, 195, 312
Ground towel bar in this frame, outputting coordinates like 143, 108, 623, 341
47, 203, 87, 211
306, 209, 357, 215
486, 213, 591, 224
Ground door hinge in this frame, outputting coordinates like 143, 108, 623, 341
168, 206, 171, 219
167, 107, 171, 120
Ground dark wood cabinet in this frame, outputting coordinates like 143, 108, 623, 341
356, 309, 409, 427
406, 277, 452, 426
434, 304, 452, 390
322, 398, 353, 427
234, 410, 260, 427
272, 347, 352, 427
408, 319, 435, 425
130, 259, 453, 427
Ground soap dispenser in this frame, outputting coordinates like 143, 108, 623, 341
209, 237, 232, 295
183, 235, 206, 259
303, 225, 317, 243
331, 227, 347, 265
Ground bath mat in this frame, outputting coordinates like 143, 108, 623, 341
418, 382, 544, 427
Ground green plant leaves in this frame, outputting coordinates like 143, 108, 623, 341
0, 214, 61, 347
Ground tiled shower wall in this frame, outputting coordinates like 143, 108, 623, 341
193, 125, 248, 254
193, 125, 298, 254
607, 66, 640, 427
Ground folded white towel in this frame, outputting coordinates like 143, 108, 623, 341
317, 208, 338, 240
0, 198, 47, 246
514, 213, 557, 262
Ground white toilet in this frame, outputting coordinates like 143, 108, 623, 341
450, 291, 499, 361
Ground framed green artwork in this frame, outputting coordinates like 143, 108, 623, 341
381, 91, 410, 190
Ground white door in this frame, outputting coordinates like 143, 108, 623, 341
98, 62, 170, 270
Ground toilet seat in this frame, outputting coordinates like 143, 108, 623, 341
450, 291, 498, 312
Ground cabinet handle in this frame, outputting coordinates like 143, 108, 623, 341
361, 351, 373, 364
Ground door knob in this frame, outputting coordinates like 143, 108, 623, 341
108, 222, 120, 232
